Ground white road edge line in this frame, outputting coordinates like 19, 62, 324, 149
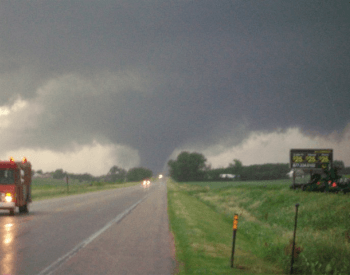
38, 194, 149, 275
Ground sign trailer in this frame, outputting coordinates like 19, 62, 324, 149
290, 149, 333, 189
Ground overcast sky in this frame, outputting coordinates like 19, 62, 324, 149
0, 1, 349, 176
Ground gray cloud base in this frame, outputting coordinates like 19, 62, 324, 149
0, 1, 349, 173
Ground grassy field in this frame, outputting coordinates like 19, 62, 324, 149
31, 177, 141, 200
167, 179, 350, 275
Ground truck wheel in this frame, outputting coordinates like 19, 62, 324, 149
9, 208, 15, 216
19, 204, 29, 213
23, 204, 29, 213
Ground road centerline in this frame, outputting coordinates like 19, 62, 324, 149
38, 193, 149, 275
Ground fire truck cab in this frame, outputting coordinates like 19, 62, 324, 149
0, 157, 32, 216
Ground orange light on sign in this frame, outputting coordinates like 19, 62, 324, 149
233, 214, 239, 230
22, 157, 27, 164
9, 157, 15, 163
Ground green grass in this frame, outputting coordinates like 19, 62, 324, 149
167, 179, 350, 274
183, 179, 292, 189
31, 177, 141, 200
168, 179, 284, 274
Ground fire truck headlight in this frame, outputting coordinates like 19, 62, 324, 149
5, 193, 13, 202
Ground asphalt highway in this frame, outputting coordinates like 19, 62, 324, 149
0, 180, 175, 275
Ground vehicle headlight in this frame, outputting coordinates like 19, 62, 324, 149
5, 193, 13, 202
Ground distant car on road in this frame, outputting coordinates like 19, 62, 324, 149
142, 179, 151, 187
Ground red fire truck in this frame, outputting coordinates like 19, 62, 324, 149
0, 157, 32, 216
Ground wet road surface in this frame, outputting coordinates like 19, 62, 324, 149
0, 181, 175, 275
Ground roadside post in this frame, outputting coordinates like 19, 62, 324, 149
66, 174, 69, 193
290, 203, 300, 274
231, 214, 239, 268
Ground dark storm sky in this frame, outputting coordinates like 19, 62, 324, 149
0, 1, 349, 174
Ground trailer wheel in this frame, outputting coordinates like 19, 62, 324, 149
9, 208, 15, 216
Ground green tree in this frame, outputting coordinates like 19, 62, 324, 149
126, 167, 153, 182
237, 163, 289, 181
168, 151, 207, 182
228, 159, 243, 174
52, 169, 65, 179
106, 165, 127, 183
67, 173, 95, 182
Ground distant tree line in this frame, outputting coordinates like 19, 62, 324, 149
33, 166, 153, 183
168, 151, 350, 182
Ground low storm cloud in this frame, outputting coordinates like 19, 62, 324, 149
0, 1, 349, 175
